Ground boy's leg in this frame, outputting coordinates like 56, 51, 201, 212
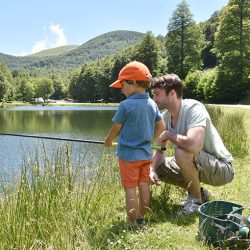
138, 182, 150, 219
137, 160, 151, 220
119, 159, 140, 223
124, 187, 138, 223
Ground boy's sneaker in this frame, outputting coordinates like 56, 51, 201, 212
177, 197, 201, 216
136, 218, 146, 226
180, 187, 211, 206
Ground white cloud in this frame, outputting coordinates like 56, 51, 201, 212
49, 23, 67, 47
20, 23, 67, 56
31, 39, 48, 54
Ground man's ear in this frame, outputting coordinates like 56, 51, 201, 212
169, 89, 175, 96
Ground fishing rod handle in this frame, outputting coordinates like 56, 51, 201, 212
152, 145, 166, 151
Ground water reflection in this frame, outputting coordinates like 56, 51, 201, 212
0, 106, 117, 135
0, 106, 117, 180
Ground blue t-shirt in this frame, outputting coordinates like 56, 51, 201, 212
112, 92, 162, 162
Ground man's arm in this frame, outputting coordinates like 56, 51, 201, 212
104, 123, 122, 147
158, 126, 205, 154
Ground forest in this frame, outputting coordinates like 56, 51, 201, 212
0, 0, 249, 105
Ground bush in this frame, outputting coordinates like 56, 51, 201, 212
184, 68, 219, 103
183, 70, 203, 100
202, 68, 218, 103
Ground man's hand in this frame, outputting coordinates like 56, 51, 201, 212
150, 169, 160, 185
158, 130, 170, 144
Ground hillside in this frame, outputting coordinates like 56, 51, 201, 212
30, 45, 79, 57
0, 30, 144, 75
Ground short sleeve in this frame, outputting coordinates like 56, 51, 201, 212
155, 106, 163, 122
112, 102, 127, 124
186, 104, 206, 130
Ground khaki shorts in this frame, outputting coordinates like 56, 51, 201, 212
156, 151, 234, 186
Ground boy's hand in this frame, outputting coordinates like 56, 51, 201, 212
104, 138, 113, 147
105, 123, 122, 147
150, 169, 160, 185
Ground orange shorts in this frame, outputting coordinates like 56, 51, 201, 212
118, 159, 152, 188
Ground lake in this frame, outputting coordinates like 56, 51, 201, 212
0, 105, 117, 180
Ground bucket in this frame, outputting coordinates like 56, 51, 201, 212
198, 200, 243, 243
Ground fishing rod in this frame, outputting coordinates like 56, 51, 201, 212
0, 132, 166, 151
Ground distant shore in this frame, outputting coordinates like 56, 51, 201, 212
2, 101, 250, 109
1, 100, 119, 108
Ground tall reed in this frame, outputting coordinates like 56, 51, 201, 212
0, 144, 122, 249
206, 105, 248, 157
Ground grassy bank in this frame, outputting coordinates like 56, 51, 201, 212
0, 106, 249, 249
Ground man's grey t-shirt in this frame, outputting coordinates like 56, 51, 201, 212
162, 99, 233, 162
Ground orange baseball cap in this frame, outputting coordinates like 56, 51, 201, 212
109, 61, 152, 88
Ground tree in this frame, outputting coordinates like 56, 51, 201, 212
34, 77, 54, 101
165, 0, 204, 79
68, 67, 81, 100
0, 62, 14, 105
51, 76, 68, 100
214, 0, 250, 103
201, 11, 221, 69
73, 63, 98, 102
16, 77, 34, 102
134, 32, 159, 74
94, 58, 114, 102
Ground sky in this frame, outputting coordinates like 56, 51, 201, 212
0, 0, 229, 56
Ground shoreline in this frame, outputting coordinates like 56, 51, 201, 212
1, 100, 119, 107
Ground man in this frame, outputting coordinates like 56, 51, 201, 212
149, 74, 234, 215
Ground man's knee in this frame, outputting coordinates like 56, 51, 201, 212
155, 158, 185, 186
175, 148, 194, 167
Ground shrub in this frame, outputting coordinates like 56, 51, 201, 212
183, 70, 203, 100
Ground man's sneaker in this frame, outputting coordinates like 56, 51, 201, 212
201, 187, 211, 203
177, 197, 201, 216
179, 194, 192, 206
180, 187, 211, 206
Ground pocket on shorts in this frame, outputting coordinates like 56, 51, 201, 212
196, 151, 234, 186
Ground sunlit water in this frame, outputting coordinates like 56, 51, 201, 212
0, 105, 117, 181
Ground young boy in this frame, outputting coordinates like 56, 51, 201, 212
105, 61, 165, 225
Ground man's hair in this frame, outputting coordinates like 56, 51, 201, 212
150, 74, 183, 98
126, 80, 150, 89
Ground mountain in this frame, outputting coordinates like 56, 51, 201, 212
0, 30, 144, 75
30, 45, 79, 57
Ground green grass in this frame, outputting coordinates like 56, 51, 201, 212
0, 106, 249, 249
